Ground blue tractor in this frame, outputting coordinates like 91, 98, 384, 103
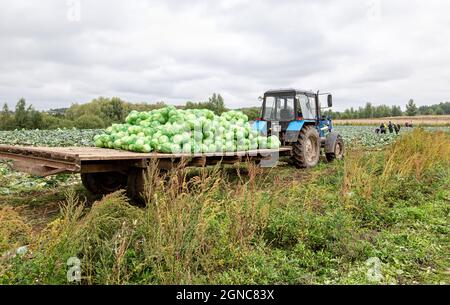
253, 89, 344, 168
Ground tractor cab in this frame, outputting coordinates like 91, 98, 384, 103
256, 89, 333, 140
262, 89, 316, 132
253, 89, 343, 168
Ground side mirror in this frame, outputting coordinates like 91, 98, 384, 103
327, 95, 333, 107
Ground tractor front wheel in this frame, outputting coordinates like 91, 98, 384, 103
326, 135, 345, 162
291, 125, 321, 168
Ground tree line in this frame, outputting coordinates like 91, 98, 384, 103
324, 99, 450, 120
0, 94, 229, 130
1, 96, 448, 130
228, 99, 450, 121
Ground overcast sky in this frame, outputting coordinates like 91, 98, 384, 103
0, 0, 449, 111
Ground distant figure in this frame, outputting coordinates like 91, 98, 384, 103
388, 121, 394, 133
397, 124, 401, 132
375, 127, 380, 134
380, 123, 386, 134
394, 123, 400, 134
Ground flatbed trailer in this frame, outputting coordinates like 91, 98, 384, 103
0, 145, 292, 200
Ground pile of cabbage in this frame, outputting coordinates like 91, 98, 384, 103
94, 106, 280, 153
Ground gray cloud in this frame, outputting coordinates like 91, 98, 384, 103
0, 0, 449, 111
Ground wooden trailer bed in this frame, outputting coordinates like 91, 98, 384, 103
0, 145, 292, 177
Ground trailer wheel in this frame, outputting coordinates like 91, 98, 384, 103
81, 172, 127, 195
127, 168, 146, 204
291, 125, 320, 168
326, 136, 345, 162
127, 168, 175, 205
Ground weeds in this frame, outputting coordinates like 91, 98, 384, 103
0, 206, 32, 253
383, 129, 450, 179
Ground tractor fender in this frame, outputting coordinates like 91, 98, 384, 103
284, 120, 305, 142
324, 132, 341, 154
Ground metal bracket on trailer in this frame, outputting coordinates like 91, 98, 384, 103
0, 151, 80, 177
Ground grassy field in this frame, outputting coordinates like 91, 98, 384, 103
334, 115, 450, 126
0, 128, 449, 284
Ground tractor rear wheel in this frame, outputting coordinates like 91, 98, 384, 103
291, 125, 320, 168
326, 135, 345, 162
81, 172, 128, 195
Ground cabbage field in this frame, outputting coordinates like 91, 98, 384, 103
335, 125, 450, 149
0, 129, 102, 147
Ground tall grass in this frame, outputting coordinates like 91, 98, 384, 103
137, 160, 274, 283
383, 129, 450, 179
341, 129, 449, 230
343, 129, 449, 195
0, 206, 32, 253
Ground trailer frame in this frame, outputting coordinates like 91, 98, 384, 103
0, 145, 292, 201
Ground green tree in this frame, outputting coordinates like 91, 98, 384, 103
41, 113, 74, 129
185, 93, 228, 115
27, 106, 43, 129
405, 99, 417, 116
418, 105, 429, 115
15, 98, 28, 128
391, 105, 402, 116
0, 103, 14, 130
434, 106, 444, 115
441, 102, 450, 114
364, 102, 374, 118
239, 107, 261, 120
378, 105, 392, 117
74, 114, 105, 129
65, 97, 165, 126
109, 97, 127, 122
208, 93, 227, 115
1, 103, 10, 117
349, 107, 356, 119
328, 100, 449, 119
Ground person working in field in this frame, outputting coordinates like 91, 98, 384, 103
380, 123, 386, 134
388, 121, 394, 133
394, 123, 400, 134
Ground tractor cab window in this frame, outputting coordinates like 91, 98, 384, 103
309, 96, 317, 119
263, 96, 295, 121
298, 94, 315, 119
